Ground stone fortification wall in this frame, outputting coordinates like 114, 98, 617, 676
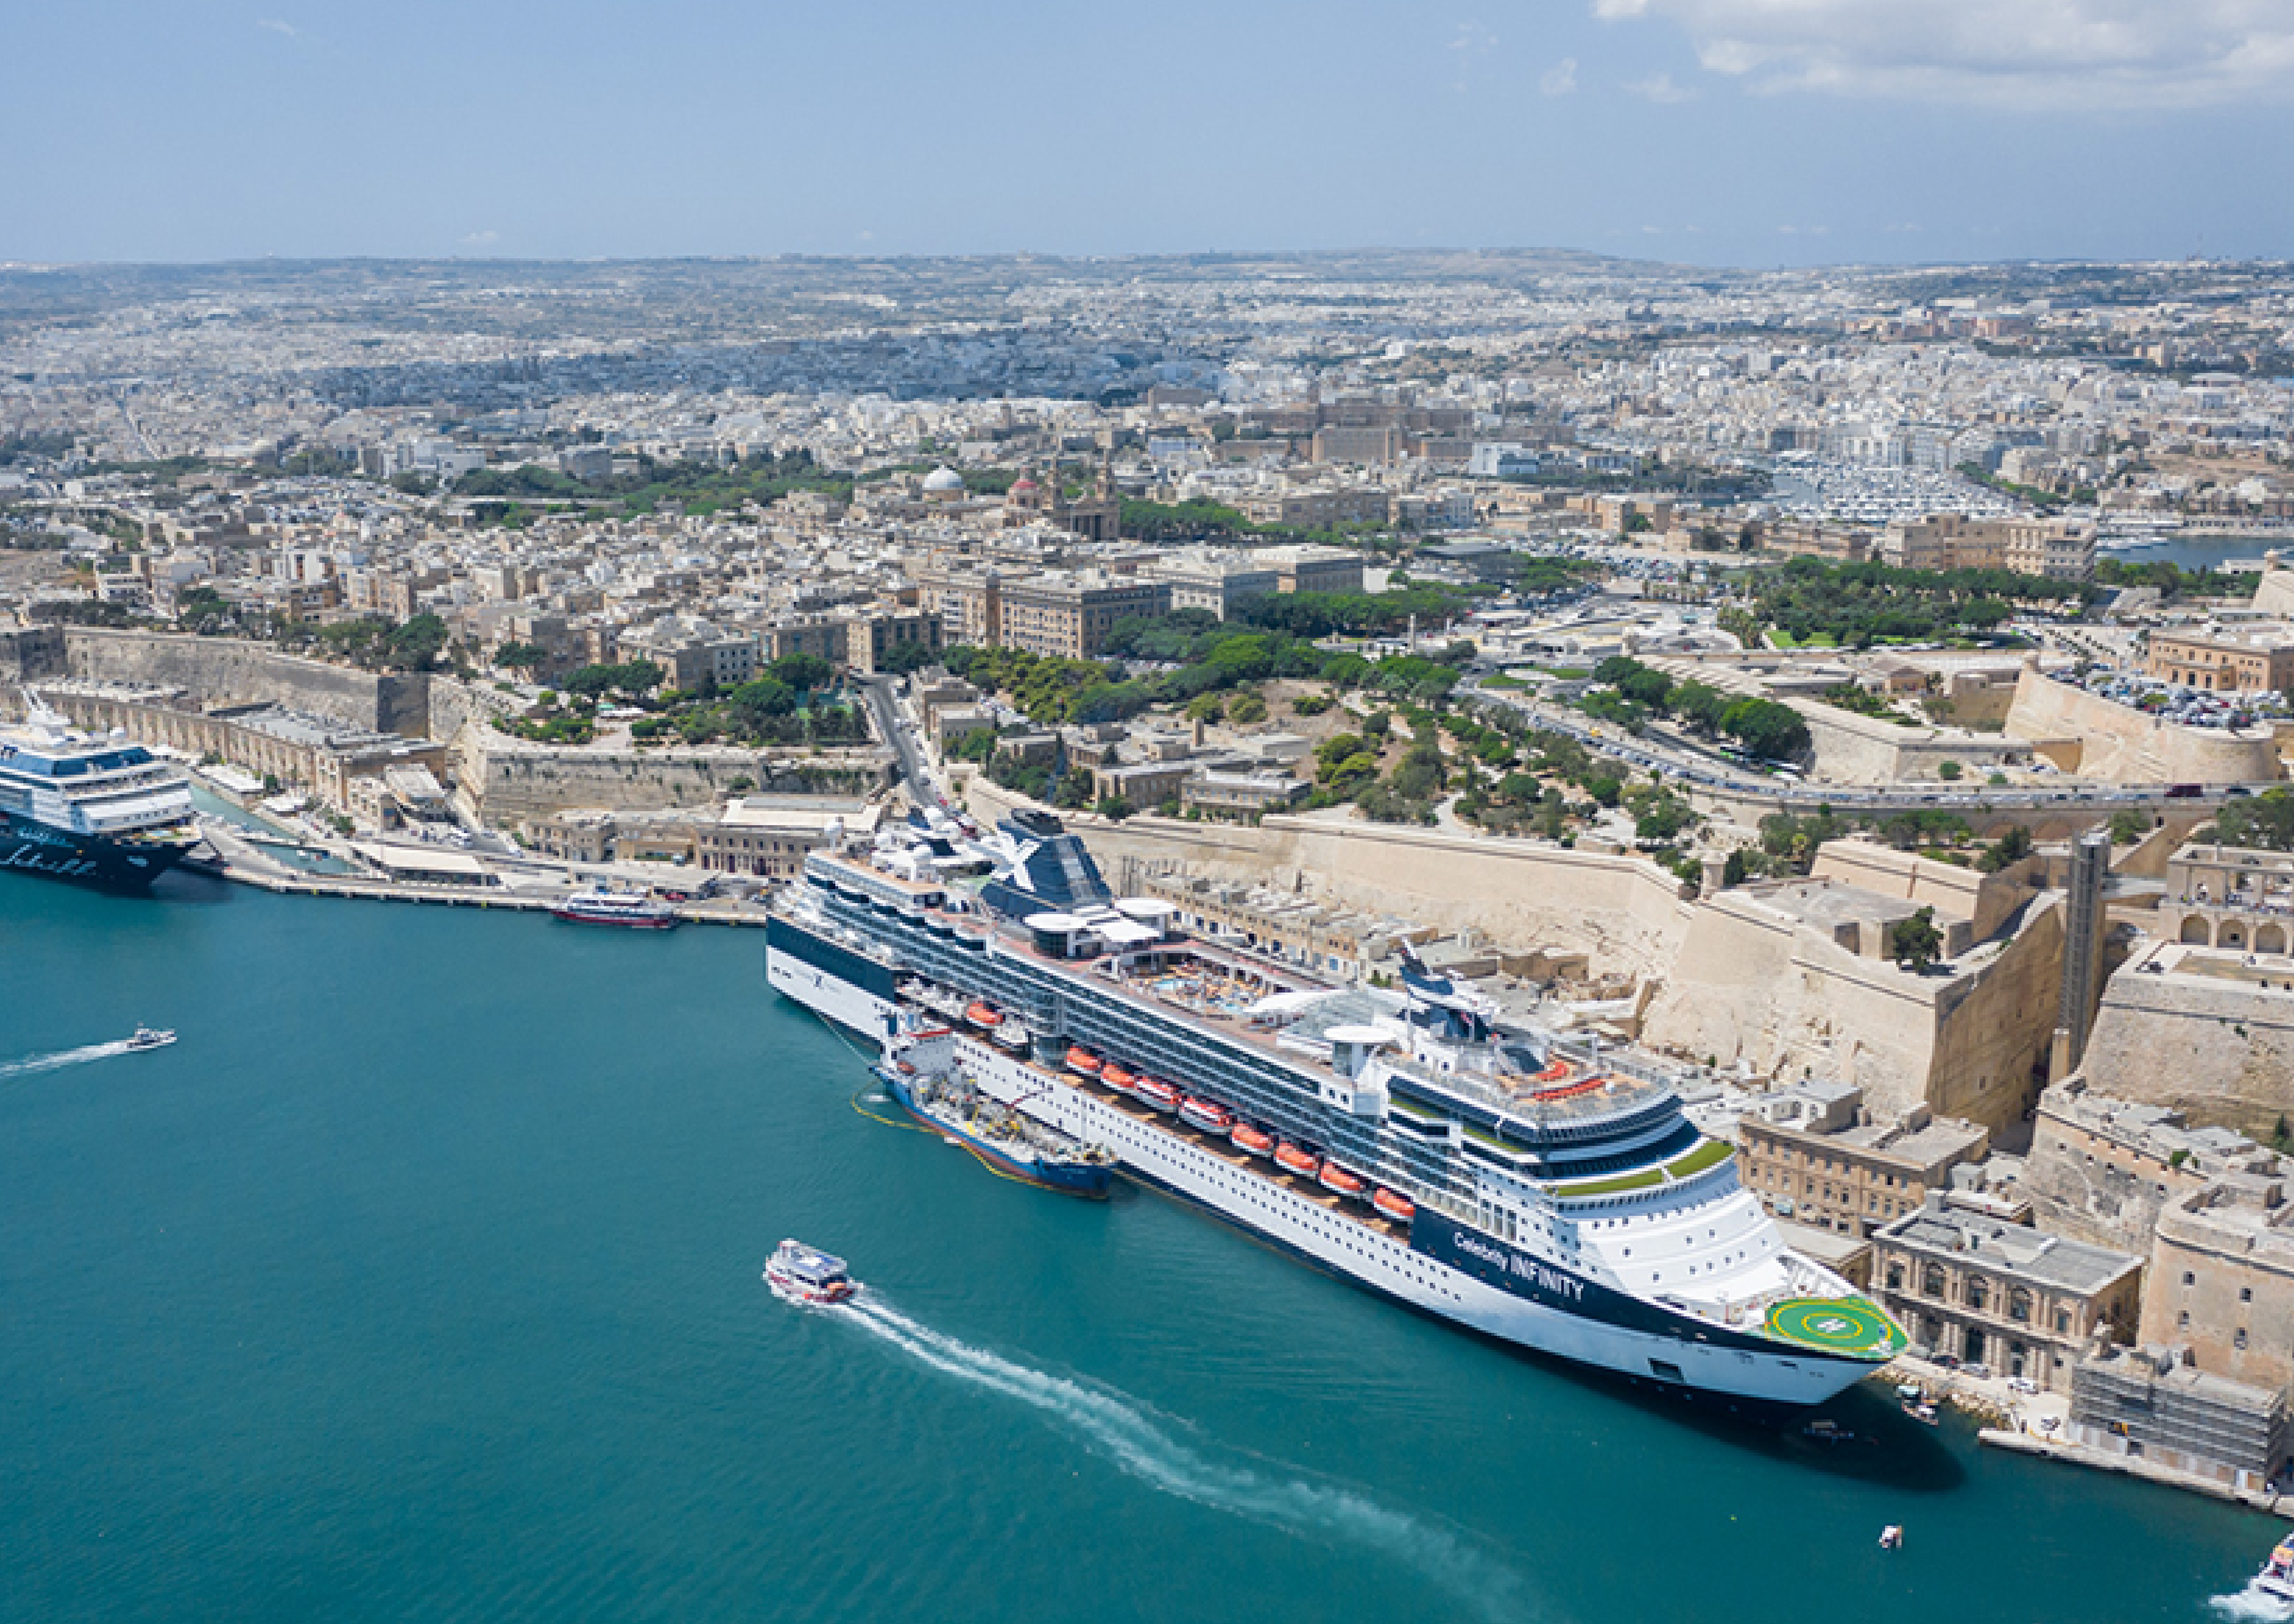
1790, 697, 2027, 787
0, 626, 67, 686
57, 629, 430, 736
961, 777, 1695, 977
2081, 950, 2294, 1137
462, 727, 891, 822
1639, 889, 2061, 1132
2002, 667, 2282, 784
1810, 839, 2038, 942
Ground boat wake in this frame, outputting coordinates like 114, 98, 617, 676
2211, 1583, 2294, 1621
837, 1295, 1539, 1622
0, 1039, 137, 1082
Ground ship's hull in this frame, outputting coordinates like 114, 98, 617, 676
0, 810, 191, 891
879, 1068, 1112, 1197
938, 1035, 1873, 1409
767, 916, 901, 1040
552, 908, 678, 929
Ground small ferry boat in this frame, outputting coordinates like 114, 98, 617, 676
1229, 1123, 1275, 1158
1178, 1097, 1233, 1134
876, 1056, 1114, 1198
765, 1239, 858, 1306
2256, 1534, 2294, 1605
1373, 1187, 1415, 1223
124, 1026, 176, 1052
552, 890, 678, 929
1132, 1076, 1182, 1113
1318, 1162, 1368, 1199
1878, 1525, 1902, 1551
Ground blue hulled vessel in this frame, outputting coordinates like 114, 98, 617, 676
875, 1037, 1114, 1197
0, 695, 197, 890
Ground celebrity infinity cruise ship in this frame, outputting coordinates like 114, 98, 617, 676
0, 695, 197, 888
768, 807, 1907, 1410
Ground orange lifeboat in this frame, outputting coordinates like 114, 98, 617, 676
1230, 1123, 1276, 1157
1101, 1063, 1137, 1090
1274, 1143, 1319, 1177
1133, 1076, 1182, 1112
1065, 1047, 1102, 1076
1533, 1058, 1571, 1083
1317, 1162, 1368, 1199
965, 1001, 1002, 1027
1372, 1187, 1416, 1222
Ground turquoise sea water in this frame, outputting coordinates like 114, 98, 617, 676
0, 876, 2277, 1623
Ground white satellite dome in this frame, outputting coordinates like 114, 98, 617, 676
922, 466, 965, 494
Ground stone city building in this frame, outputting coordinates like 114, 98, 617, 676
1870, 1192, 2142, 1392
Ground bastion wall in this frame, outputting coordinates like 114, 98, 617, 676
2081, 955, 2294, 1137
56, 628, 431, 736
2002, 667, 2283, 784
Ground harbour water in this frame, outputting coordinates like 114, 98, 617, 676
0, 875, 2278, 1622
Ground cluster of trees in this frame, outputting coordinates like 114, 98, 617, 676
458, 450, 852, 520
2214, 788, 2294, 851
2093, 558, 2260, 601
1587, 655, 1812, 761
942, 645, 1154, 728
1113, 496, 1395, 551
1741, 557, 2096, 649
310, 613, 451, 673
558, 659, 665, 700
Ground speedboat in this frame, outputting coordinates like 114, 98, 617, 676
2258, 1535, 2294, 1605
765, 1239, 859, 1306
125, 1026, 176, 1051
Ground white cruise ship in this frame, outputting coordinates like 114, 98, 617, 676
767, 807, 1907, 1412
0, 695, 196, 888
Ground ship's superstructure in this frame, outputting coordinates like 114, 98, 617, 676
0, 695, 196, 888
768, 808, 1906, 1408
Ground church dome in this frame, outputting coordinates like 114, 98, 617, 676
922, 466, 965, 495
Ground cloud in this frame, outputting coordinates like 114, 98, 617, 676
1540, 56, 1579, 95
254, 17, 297, 36
1449, 20, 1499, 93
1591, 0, 2294, 108
461, 230, 499, 247
1625, 70, 1698, 101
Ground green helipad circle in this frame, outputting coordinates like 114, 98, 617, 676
1764, 1297, 1906, 1358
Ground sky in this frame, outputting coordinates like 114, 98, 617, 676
6, 0, 2294, 269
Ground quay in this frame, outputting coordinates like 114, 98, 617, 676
1979, 1427, 2294, 1521
191, 816, 775, 928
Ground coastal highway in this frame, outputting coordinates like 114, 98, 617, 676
1463, 680, 2258, 820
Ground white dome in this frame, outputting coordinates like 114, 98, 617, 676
922, 466, 965, 493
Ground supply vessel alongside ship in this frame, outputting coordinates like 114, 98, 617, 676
873, 1041, 1114, 1197
766, 806, 1908, 1410
0, 695, 197, 890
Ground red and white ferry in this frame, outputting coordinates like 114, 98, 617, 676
765, 1239, 859, 1306
551, 890, 678, 929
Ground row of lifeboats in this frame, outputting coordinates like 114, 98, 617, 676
1063, 1045, 1416, 1224
961, 1000, 1029, 1051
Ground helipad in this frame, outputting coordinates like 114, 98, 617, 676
1763, 1296, 1907, 1360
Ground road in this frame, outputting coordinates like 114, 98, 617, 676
859, 676, 940, 807
1463, 680, 2253, 820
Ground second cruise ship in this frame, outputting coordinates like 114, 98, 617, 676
0, 695, 197, 889
767, 807, 1906, 1410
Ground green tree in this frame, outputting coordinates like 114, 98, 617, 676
1889, 907, 1944, 972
